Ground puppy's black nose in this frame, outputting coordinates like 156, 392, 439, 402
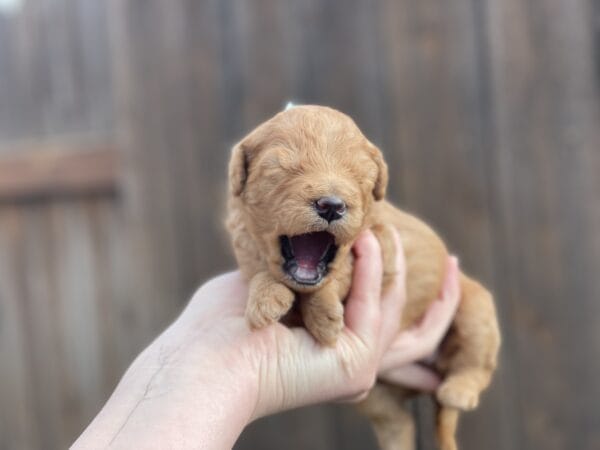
315, 196, 346, 222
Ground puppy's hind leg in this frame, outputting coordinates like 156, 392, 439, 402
436, 274, 501, 411
358, 384, 415, 450
436, 406, 460, 450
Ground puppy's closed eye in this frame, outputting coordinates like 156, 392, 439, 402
261, 148, 301, 173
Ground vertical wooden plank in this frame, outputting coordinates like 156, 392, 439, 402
0, 0, 113, 142
377, 1, 518, 449
48, 201, 103, 444
85, 195, 149, 396
19, 204, 65, 449
0, 208, 39, 450
71, 0, 114, 133
109, 0, 230, 326
279, 0, 386, 140
0, 198, 129, 449
85, 198, 120, 395
6, 197, 131, 449
0, 12, 18, 141
225, 0, 290, 126
486, 0, 600, 448
169, 0, 232, 286
109, 0, 184, 338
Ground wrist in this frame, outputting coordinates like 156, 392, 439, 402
74, 321, 260, 449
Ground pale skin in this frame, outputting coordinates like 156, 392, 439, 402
72, 230, 460, 449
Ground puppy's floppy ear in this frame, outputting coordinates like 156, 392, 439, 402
229, 141, 249, 196
229, 123, 269, 196
368, 144, 389, 201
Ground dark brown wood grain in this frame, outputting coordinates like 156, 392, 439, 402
0, 142, 119, 201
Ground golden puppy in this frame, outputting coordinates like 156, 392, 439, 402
226, 105, 500, 450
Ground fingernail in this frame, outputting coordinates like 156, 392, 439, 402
354, 229, 372, 248
362, 228, 375, 240
441, 257, 459, 300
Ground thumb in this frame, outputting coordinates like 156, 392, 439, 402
344, 230, 383, 345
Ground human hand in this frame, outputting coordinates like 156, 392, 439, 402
377, 254, 460, 391
158, 228, 459, 419
73, 230, 460, 450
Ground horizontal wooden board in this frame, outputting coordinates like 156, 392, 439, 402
0, 141, 119, 201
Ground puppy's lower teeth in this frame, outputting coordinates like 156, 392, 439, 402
280, 231, 338, 285
296, 266, 316, 280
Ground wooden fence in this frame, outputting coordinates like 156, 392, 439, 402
0, 0, 598, 449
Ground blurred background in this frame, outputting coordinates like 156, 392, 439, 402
0, 0, 599, 449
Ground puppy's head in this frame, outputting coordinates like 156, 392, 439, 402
229, 105, 388, 292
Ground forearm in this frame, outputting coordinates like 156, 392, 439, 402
72, 325, 256, 449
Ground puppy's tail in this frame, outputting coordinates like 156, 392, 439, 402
436, 406, 460, 450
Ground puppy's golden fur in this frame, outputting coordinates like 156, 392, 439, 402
226, 105, 500, 450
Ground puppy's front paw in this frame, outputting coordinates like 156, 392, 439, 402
436, 375, 480, 411
302, 295, 344, 346
246, 274, 294, 329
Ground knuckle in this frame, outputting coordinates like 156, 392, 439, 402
346, 389, 371, 404
353, 370, 377, 397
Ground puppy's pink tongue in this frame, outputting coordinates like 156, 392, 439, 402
290, 232, 332, 272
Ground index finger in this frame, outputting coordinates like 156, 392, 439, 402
379, 256, 461, 370
344, 230, 383, 343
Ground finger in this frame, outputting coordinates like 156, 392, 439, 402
417, 256, 460, 332
379, 257, 461, 369
379, 363, 441, 392
378, 229, 407, 349
344, 230, 383, 343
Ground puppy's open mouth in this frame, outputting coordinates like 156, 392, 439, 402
280, 232, 338, 285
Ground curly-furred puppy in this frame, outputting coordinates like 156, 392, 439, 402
226, 105, 500, 450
